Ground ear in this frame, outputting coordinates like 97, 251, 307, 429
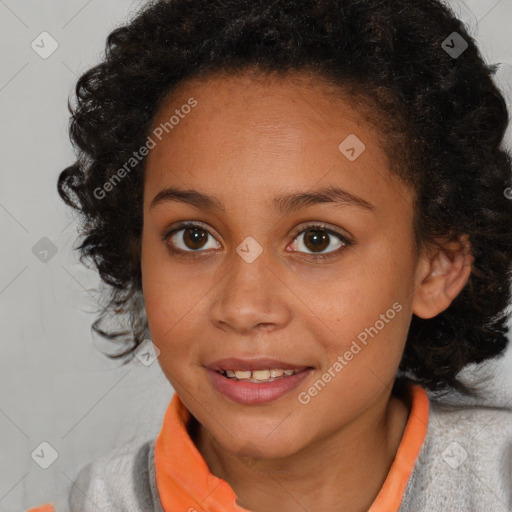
412, 234, 474, 319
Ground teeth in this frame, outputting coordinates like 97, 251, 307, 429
251, 369, 271, 380
221, 368, 304, 382
234, 370, 252, 379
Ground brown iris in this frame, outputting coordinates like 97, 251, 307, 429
182, 226, 208, 250
303, 229, 329, 252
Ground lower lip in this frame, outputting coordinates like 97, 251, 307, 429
206, 368, 314, 405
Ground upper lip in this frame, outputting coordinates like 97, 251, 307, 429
206, 357, 311, 372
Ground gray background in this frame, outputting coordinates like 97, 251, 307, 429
1, 0, 511, 510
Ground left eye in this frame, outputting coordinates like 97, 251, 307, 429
290, 225, 349, 255
163, 222, 350, 258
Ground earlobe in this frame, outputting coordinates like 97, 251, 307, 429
412, 236, 474, 319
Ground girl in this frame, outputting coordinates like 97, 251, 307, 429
29, 0, 512, 510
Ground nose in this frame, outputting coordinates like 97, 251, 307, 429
208, 246, 292, 335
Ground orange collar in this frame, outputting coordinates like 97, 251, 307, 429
154, 383, 429, 512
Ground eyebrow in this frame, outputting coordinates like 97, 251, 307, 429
149, 185, 375, 213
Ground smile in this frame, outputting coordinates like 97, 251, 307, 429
207, 366, 314, 405
218, 368, 306, 383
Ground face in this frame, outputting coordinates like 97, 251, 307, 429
141, 70, 423, 458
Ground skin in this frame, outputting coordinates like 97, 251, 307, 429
140, 69, 473, 512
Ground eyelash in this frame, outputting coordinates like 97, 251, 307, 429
161, 221, 352, 262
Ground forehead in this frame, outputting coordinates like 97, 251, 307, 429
143, 70, 409, 214
152, 69, 373, 136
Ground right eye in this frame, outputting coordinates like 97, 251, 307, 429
163, 222, 221, 257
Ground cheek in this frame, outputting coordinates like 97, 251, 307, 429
306, 235, 414, 373
325, 235, 413, 317
141, 239, 212, 354
142, 273, 197, 344
142, 266, 202, 385
141, 235, 182, 341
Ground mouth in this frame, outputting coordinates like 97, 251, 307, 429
205, 357, 314, 405
215, 368, 307, 383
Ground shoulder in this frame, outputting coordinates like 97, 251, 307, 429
67, 437, 163, 512
400, 398, 512, 511
429, 396, 512, 431
427, 399, 512, 466
26, 438, 162, 512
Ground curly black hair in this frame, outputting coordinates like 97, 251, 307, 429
57, 0, 512, 397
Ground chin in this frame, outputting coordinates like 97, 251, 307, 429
213, 429, 305, 462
